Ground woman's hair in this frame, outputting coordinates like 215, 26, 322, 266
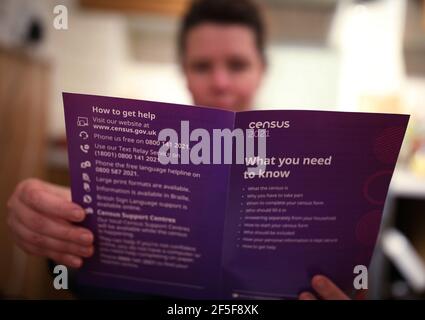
178, 0, 266, 60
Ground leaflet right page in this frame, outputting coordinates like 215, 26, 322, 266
221, 110, 409, 299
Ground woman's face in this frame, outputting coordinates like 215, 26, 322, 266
182, 23, 265, 112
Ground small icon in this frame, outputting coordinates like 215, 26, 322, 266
80, 144, 90, 153
85, 207, 94, 215
83, 195, 92, 204
77, 117, 89, 127
82, 173, 91, 182
80, 161, 91, 169
79, 131, 89, 140
83, 182, 91, 192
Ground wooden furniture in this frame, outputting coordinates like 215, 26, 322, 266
0, 48, 72, 299
80, 0, 190, 16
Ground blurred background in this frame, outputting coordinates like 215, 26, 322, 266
0, 0, 424, 299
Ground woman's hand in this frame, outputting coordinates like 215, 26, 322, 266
299, 275, 350, 300
7, 178, 94, 268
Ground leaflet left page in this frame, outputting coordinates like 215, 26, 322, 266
63, 92, 234, 299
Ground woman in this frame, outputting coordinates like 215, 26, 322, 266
7, 0, 349, 300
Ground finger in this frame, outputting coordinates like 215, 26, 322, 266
9, 215, 94, 258
11, 199, 94, 246
19, 181, 85, 222
16, 178, 71, 201
48, 251, 84, 269
42, 181, 72, 201
312, 275, 350, 300
16, 238, 83, 268
299, 292, 317, 300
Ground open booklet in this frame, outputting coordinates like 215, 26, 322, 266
63, 92, 409, 299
